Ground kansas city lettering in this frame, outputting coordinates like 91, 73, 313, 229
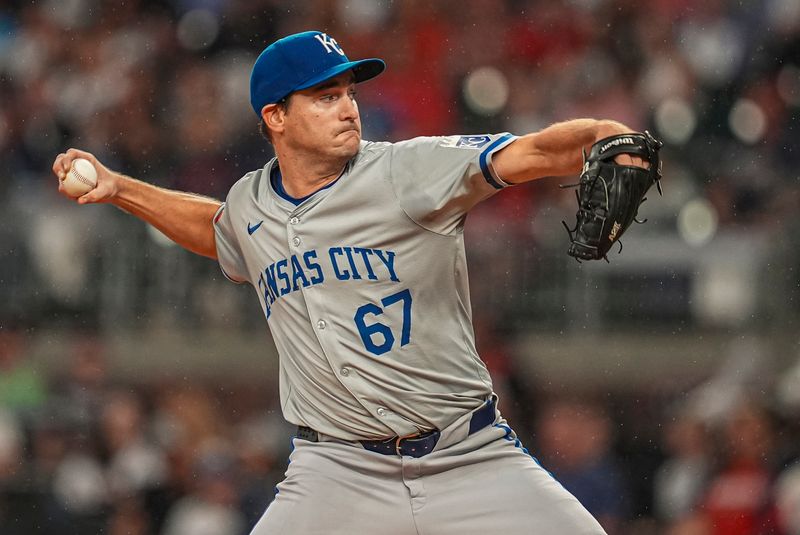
257, 247, 399, 319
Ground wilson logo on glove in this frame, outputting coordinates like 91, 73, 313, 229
599, 136, 635, 154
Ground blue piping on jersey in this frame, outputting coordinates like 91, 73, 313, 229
493, 422, 558, 482
494, 422, 528, 452
479, 133, 514, 190
271, 165, 341, 205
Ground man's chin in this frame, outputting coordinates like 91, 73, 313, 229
336, 131, 361, 154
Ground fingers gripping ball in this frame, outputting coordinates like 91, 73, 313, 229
561, 131, 663, 261
62, 158, 98, 197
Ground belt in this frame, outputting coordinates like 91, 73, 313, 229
296, 397, 496, 458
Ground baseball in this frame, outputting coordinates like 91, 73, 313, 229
62, 158, 98, 197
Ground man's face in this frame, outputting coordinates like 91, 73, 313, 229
281, 72, 362, 160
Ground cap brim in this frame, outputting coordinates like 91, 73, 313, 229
294, 58, 386, 93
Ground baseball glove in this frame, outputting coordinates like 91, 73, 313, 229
561, 131, 663, 261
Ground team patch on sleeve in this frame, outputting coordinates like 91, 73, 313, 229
455, 135, 492, 149
439, 135, 493, 149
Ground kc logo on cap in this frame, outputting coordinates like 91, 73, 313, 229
314, 33, 345, 56
249, 30, 385, 116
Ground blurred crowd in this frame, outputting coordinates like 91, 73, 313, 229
0, 328, 294, 535
1, 0, 800, 534
0, 0, 798, 217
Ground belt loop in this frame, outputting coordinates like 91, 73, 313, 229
296, 425, 319, 443
468, 396, 496, 436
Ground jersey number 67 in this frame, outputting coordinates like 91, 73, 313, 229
353, 289, 412, 356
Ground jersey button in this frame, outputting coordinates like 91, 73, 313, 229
376, 407, 387, 417
292, 236, 301, 247
340, 367, 350, 377
290, 216, 299, 225
316, 319, 327, 330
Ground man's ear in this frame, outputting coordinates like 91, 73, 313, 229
262, 104, 285, 136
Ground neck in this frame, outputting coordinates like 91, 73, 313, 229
274, 146, 351, 199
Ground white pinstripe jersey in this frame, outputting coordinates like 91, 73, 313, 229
214, 133, 517, 440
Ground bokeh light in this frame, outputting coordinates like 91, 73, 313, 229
463, 67, 510, 116
777, 64, 800, 107
728, 98, 767, 144
678, 198, 718, 247
177, 9, 219, 51
655, 97, 697, 145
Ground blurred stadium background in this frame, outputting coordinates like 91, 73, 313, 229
1, 0, 799, 534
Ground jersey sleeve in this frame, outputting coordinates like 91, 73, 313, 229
389, 133, 518, 235
212, 202, 248, 284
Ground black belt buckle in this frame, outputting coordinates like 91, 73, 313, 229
359, 429, 440, 458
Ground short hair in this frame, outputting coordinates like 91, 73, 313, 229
258, 96, 291, 144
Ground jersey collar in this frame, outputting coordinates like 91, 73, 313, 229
269, 161, 349, 206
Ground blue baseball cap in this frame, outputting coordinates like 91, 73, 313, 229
250, 30, 386, 116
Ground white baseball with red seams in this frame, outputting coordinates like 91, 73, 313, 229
62, 158, 97, 197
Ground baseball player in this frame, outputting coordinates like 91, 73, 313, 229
53, 31, 650, 534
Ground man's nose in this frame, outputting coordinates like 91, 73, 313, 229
339, 96, 358, 120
